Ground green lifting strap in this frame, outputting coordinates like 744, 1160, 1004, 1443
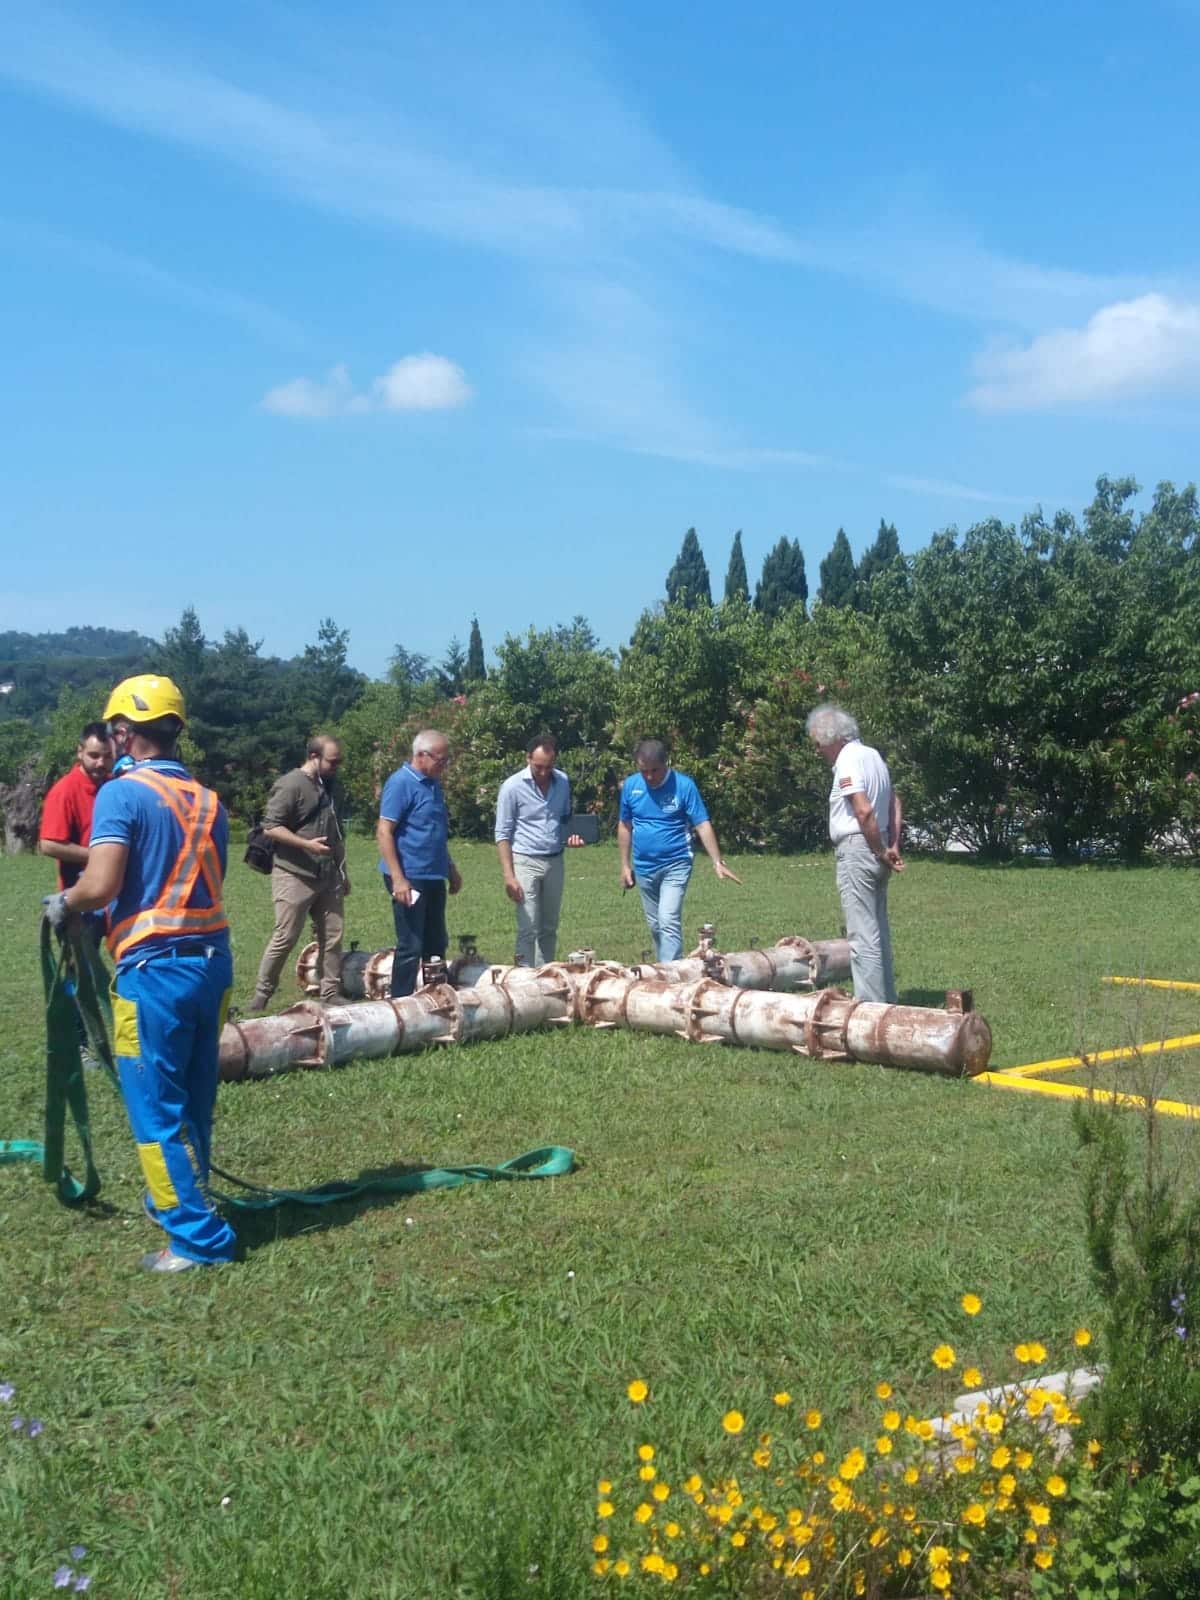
7, 919, 574, 1214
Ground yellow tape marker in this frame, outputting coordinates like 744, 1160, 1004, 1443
1103, 976, 1200, 993
975, 1072, 1200, 1120
993, 1032, 1200, 1080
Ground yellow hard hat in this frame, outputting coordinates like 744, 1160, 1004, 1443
103, 674, 188, 726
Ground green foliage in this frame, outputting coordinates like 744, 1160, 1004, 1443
753, 535, 808, 621
665, 527, 712, 610
0, 718, 40, 786
723, 530, 749, 604
438, 636, 468, 698
1038, 1460, 1200, 1600
818, 527, 858, 608
466, 616, 486, 683
856, 518, 901, 611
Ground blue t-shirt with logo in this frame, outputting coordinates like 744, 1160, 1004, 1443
619, 769, 708, 878
88, 759, 230, 967
377, 763, 451, 880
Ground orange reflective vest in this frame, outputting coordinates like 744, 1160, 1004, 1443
106, 767, 229, 961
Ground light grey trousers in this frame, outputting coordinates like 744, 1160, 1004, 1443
512, 852, 565, 966
834, 834, 897, 1004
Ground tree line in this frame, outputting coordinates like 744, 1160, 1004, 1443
4, 475, 1199, 862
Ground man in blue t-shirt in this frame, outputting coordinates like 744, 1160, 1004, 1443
617, 738, 740, 962
42, 674, 236, 1274
375, 729, 463, 996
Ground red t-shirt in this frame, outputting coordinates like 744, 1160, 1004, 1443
40, 764, 105, 889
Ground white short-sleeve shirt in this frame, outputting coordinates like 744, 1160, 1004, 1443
828, 740, 893, 847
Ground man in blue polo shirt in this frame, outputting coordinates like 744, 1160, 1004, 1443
376, 728, 463, 996
618, 738, 740, 962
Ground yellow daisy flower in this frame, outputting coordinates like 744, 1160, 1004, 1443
931, 1344, 956, 1370
723, 1410, 745, 1435
627, 1379, 649, 1404
960, 1293, 982, 1315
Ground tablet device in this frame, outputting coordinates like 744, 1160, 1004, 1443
564, 813, 600, 844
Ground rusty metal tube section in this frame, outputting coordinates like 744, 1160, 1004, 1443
296, 940, 493, 1000
633, 935, 851, 991
229, 963, 991, 1081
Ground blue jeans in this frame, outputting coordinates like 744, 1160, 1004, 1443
636, 857, 693, 961
385, 877, 448, 997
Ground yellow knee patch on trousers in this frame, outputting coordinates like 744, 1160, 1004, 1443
137, 1142, 180, 1210
112, 991, 140, 1057
218, 986, 232, 1030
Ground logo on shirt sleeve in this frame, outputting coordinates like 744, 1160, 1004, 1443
838, 776, 854, 789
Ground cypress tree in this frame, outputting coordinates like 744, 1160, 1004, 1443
466, 616, 486, 683
665, 528, 712, 609
855, 519, 901, 610
753, 537, 808, 621
818, 528, 858, 608
723, 530, 749, 603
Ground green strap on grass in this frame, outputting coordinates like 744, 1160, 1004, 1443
6, 920, 574, 1213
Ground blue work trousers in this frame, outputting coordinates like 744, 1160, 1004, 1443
636, 857, 693, 962
112, 946, 236, 1264
385, 877, 448, 997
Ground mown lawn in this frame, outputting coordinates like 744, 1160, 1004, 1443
1, 841, 1199, 1597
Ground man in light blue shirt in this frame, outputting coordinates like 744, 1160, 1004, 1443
618, 738, 740, 962
495, 734, 585, 965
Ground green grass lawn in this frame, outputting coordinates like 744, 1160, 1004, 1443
2, 842, 1199, 1597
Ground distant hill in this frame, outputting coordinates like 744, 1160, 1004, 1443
0, 626, 158, 662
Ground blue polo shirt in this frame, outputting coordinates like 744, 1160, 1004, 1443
378, 762, 451, 880
88, 759, 230, 970
494, 765, 572, 856
619, 769, 708, 878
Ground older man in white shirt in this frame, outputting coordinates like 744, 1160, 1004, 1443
806, 704, 904, 1004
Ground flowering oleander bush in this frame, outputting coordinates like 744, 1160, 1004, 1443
590, 1301, 1100, 1596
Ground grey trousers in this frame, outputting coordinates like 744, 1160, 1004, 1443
253, 867, 345, 1003
512, 852, 565, 966
834, 834, 897, 1004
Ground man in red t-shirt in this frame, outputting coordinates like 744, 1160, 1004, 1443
39, 722, 113, 889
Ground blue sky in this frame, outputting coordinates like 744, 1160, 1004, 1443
4, 1, 1200, 677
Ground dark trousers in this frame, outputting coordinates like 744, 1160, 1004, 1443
385, 877, 448, 997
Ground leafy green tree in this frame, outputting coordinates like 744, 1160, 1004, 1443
295, 617, 364, 727
855, 519, 900, 611
723, 531, 749, 604
753, 537, 808, 622
160, 606, 207, 691
466, 617, 486, 684
817, 529, 857, 608
437, 637, 468, 698
665, 528, 712, 609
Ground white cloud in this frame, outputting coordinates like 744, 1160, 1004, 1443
261, 356, 471, 419
966, 293, 1200, 412
371, 354, 473, 411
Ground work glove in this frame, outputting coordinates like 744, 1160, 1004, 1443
42, 891, 72, 932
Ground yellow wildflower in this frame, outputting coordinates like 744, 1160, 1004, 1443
991, 1446, 1011, 1470
730, 1531, 746, 1548
1074, 1327, 1092, 1347
931, 1567, 952, 1591
897, 1548, 912, 1567
652, 1482, 670, 1503
662, 1562, 678, 1582
1046, 1475, 1067, 1497
634, 1502, 653, 1524
627, 1380, 649, 1404
903, 1466, 919, 1486
953, 1455, 975, 1475
1028, 1341, 1047, 1363
614, 1558, 630, 1577
638, 1466, 655, 1482
597, 1480, 612, 1496
999, 1473, 1016, 1495
641, 1552, 663, 1574
774, 1390, 791, 1406
698, 1563, 710, 1577
752, 1447, 771, 1468
839, 1447, 867, 1481
1015, 1449, 1034, 1470
793, 1555, 811, 1575
637, 1443, 654, 1462
962, 1502, 986, 1526
1086, 1439, 1102, 1457
597, 1500, 614, 1519
932, 1343, 956, 1370
876, 1435, 893, 1455
722, 1410, 745, 1435
805, 1409, 822, 1430
929, 1546, 953, 1568
961, 1292, 982, 1315
593, 1559, 609, 1576
665, 1522, 679, 1538
876, 1380, 893, 1399
593, 1534, 609, 1553
882, 1408, 901, 1431
1028, 1503, 1050, 1526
